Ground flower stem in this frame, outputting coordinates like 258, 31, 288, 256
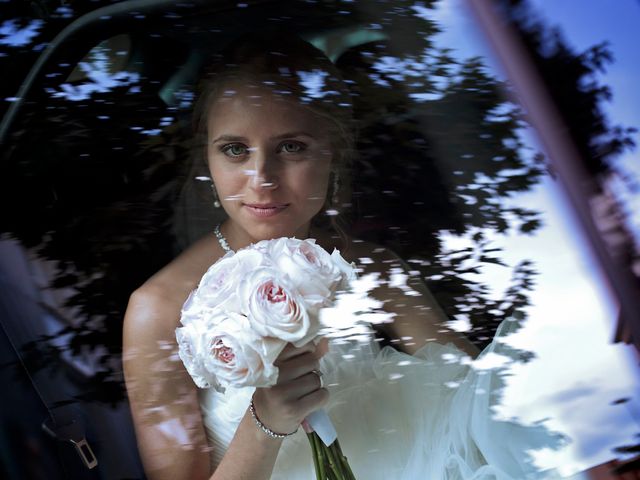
326, 441, 345, 480
335, 440, 356, 479
306, 431, 356, 479
307, 432, 322, 480
314, 433, 328, 479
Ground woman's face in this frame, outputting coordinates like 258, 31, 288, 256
206, 84, 333, 242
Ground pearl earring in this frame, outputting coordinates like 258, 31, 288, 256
211, 183, 221, 208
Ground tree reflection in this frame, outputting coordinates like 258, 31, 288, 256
7, 0, 627, 477
0, 0, 631, 433
336, 34, 543, 349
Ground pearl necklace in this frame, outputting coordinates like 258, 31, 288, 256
214, 224, 234, 254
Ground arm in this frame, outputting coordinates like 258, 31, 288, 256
356, 247, 480, 358
123, 285, 212, 480
123, 284, 328, 480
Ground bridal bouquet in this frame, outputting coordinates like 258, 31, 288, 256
176, 237, 357, 480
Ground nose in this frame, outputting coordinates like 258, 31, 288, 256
249, 148, 279, 191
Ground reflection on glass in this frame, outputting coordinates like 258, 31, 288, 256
436, 0, 640, 477
60, 35, 137, 101
0, 18, 44, 48
0, 0, 638, 479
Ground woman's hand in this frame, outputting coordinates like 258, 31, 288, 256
251, 338, 330, 435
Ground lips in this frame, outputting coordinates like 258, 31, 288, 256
243, 203, 289, 218
244, 203, 288, 208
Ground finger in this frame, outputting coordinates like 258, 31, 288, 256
303, 370, 324, 391
276, 354, 320, 383
296, 387, 330, 417
301, 419, 313, 433
315, 337, 329, 358
293, 371, 323, 394
272, 371, 323, 402
275, 342, 316, 364
285, 338, 329, 362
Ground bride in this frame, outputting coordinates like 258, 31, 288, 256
123, 32, 556, 480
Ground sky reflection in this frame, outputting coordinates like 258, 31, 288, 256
0, 18, 43, 47
435, 0, 640, 475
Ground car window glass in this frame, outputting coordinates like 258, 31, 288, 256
1, 1, 638, 478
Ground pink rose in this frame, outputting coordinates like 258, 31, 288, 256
177, 311, 285, 391
240, 267, 317, 347
267, 238, 353, 307
176, 318, 219, 389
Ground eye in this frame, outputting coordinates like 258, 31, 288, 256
279, 141, 306, 154
220, 143, 248, 158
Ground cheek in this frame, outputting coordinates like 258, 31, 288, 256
295, 166, 330, 197
302, 150, 332, 193
209, 162, 243, 190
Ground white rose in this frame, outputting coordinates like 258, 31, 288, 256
240, 266, 318, 347
268, 237, 344, 305
190, 248, 265, 315
330, 248, 358, 291
176, 319, 219, 389
179, 289, 200, 326
200, 312, 285, 390
249, 238, 274, 256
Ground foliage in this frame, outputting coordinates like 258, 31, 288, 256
1, 74, 182, 400
336, 10, 543, 348
496, 0, 637, 176
496, 0, 640, 350
0, 0, 634, 402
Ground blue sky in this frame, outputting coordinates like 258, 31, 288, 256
433, 0, 640, 476
527, 0, 640, 235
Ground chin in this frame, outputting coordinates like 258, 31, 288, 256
246, 222, 295, 240
247, 219, 312, 241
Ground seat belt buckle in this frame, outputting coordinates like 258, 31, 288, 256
42, 417, 98, 469
69, 436, 98, 469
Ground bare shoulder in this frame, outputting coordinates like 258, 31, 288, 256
125, 233, 224, 340
122, 235, 216, 479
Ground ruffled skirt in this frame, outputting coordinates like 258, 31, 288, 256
199, 320, 561, 479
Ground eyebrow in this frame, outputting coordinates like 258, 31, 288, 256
211, 131, 316, 144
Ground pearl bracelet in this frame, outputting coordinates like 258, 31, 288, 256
249, 397, 298, 439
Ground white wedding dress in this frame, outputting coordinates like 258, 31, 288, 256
198, 319, 561, 479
